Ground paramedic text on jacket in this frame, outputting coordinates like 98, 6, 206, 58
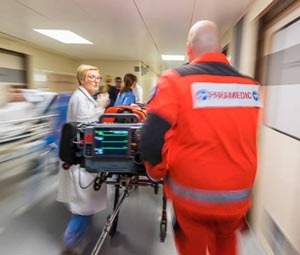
140, 20, 262, 255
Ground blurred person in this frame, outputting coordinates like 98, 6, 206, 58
0, 85, 33, 140
132, 82, 143, 104
0, 86, 57, 137
114, 76, 122, 90
105, 74, 112, 85
104, 74, 119, 107
109, 76, 122, 106
57, 64, 109, 254
114, 73, 136, 106
140, 20, 262, 255
8, 86, 27, 102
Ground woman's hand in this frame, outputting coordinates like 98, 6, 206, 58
97, 92, 110, 108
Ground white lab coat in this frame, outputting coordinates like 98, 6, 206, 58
57, 86, 107, 215
132, 83, 143, 103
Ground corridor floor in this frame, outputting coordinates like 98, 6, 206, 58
0, 177, 266, 255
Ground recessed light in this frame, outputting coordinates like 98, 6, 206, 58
33, 29, 93, 44
161, 55, 185, 61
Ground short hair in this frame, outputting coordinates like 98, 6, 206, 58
76, 64, 99, 85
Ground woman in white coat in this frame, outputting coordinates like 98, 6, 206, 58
57, 64, 110, 253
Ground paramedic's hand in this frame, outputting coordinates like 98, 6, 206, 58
97, 92, 110, 108
144, 161, 167, 183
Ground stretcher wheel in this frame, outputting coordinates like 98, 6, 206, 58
160, 194, 167, 242
153, 183, 159, 194
160, 220, 167, 242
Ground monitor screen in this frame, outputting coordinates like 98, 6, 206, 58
93, 127, 130, 158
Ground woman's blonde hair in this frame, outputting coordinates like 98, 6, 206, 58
76, 64, 99, 85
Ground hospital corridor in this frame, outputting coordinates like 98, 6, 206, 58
1, 0, 300, 255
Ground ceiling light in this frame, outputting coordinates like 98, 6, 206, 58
161, 55, 185, 61
33, 29, 93, 44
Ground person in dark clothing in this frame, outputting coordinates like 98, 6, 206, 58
106, 76, 119, 107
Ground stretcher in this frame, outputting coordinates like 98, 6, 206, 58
60, 112, 168, 255
0, 113, 58, 165
0, 92, 70, 167
90, 174, 167, 255
91, 113, 167, 255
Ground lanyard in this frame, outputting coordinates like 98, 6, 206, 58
78, 87, 97, 107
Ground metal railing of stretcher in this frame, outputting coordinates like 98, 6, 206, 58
89, 175, 167, 255
0, 114, 58, 164
86, 113, 168, 255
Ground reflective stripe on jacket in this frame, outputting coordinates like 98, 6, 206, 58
165, 175, 251, 203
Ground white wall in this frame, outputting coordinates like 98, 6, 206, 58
239, 0, 274, 77
221, 28, 234, 63
237, 1, 300, 254
0, 33, 77, 91
0, 33, 158, 100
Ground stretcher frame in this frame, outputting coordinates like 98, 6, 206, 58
83, 113, 168, 255
90, 174, 167, 255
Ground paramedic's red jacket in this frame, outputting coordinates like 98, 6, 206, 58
140, 52, 262, 217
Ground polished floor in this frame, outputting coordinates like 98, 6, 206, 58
0, 160, 266, 255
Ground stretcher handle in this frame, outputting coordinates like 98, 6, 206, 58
99, 113, 140, 123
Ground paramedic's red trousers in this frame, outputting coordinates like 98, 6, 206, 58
173, 203, 244, 255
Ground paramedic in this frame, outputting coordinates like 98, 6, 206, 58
140, 20, 262, 255
57, 64, 110, 254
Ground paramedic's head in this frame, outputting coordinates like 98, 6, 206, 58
186, 20, 221, 63
76, 64, 101, 96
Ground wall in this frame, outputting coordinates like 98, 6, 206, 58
237, 0, 300, 254
240, 0, 274, 77
0, 33, 158, 100
221, 28, 234, 63
139, 67, 159, 103
0, 33, 77, 90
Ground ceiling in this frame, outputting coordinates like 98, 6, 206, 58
0, 0, 252, 73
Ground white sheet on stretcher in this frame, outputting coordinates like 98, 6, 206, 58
0, 90, 57, 143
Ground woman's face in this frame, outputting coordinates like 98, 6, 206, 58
81, 70, 101, 95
